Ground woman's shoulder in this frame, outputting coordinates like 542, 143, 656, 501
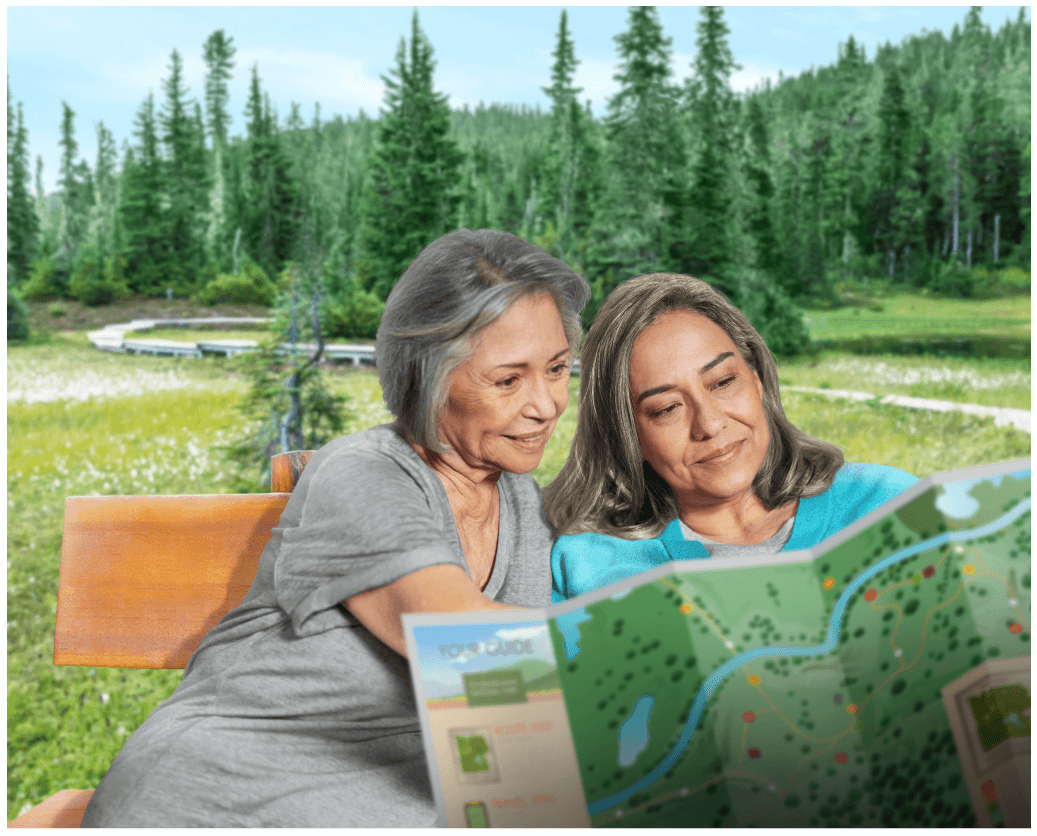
551, 530, 671, 602
831, 462, 920, 499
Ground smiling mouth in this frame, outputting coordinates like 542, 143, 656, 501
697, 440, 743, 464
505, 432, 547, 445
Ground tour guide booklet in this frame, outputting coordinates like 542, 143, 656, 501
402, 458, 1031, 828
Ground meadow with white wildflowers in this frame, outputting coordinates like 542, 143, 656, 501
6, 331, 1031, 821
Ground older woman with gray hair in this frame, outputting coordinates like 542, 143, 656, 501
82, 229, 590, 828
545, 272, 917, 603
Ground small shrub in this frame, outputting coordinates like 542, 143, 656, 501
48, 302, 67, 317
19, 256, 59, 301
7, 291, 30, 340
323, 283, 385, 339
68, 249, 130, 306
196, 259, 277, 306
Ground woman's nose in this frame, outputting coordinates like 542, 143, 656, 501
689, 396, 727, 440
525, 374, 565, 420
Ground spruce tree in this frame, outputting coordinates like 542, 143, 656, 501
57, 102, 88, 265
160, 49, 210, 293
241, 64, 300, 283
359, 10, 464, 299
685, 5, 740, 273
597, 6, 683, 272
540, 10, 598, 251
202, 29, 236, 270
7, 83, 39, 286
120, 93, 167, 293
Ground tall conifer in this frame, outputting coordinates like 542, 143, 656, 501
7, 83, 39, 285
359, 10, 464, 299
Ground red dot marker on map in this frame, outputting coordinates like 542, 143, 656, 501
864, 589, 877, 602
748, 747, 761, 759
835, 752, 849, 764
742, 710, 756, 723
923, 566, 935, 578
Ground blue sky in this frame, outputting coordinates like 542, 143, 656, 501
7, 5, 1027, 194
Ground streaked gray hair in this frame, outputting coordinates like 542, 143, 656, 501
544, 272, 844, 539
376, 229, 591, 454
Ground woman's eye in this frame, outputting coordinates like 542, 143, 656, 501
550, 363, 569, 375
651, 403, 678, 418
714, 376, 736, 389
496, 376, 518, 388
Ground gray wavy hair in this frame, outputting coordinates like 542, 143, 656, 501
544, 272, 844, 539
376, 228, 591, 454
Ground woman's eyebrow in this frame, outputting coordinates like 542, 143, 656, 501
495, 346, 570, 370
700, 351, 734, 374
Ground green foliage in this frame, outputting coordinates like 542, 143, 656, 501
68, 246, 130, 306
6, 290, 30, 340
7, 85, 39, 286
323, 281, 385, 339
196, 258, 277, 306
359, 10, 465, 300
19, 255, 60, 300
729, 274, 811, 356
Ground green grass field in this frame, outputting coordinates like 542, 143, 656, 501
6, 303, 1032, 821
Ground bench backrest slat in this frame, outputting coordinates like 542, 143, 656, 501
54, 493, 290, 670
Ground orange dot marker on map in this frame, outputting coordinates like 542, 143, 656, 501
846, 703, 858, 715
823, 578, 835, 590
963, 564, 976, 575
680, 603, 693, 614
747, 675, 761, 686
1009, 623, 1022, 634
742, 710, 756, 723
864, 589, 877, 602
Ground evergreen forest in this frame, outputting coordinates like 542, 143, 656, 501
7, 7, 1031, 354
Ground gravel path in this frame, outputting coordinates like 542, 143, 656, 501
785, 386, 1031, 434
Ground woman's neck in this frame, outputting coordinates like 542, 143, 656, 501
409, 440, 501, 519
677, 492, 797, 546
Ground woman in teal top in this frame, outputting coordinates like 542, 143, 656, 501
545, 272, 917, 603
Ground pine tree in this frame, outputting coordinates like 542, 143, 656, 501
7, 82, 39, 286
599, 7, 683, 263
57, 102, 88, 266
120, 93, 167, 292
160, 49, 211, 293
540, 10, 597, 252
202, 29, 236, 270
684, 5, 740, 273
743, 96, 783, 280
240, 64, 301, 283
359, 10, 464, 299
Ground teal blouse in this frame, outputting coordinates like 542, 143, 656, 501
551, 463, 919, 604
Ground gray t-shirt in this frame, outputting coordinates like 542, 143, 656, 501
82, 424, 553, 827
678, 515, 796, 558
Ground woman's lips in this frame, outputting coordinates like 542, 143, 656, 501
696, 439, 743, 465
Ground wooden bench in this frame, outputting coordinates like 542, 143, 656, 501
9, 451, 313, 828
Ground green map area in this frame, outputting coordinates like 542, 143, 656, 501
550, 471, 1030, 827
455, 734, 492, 774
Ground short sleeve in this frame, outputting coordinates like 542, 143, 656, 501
273, 436, 467, 637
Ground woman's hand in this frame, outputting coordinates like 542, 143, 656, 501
343, 564, 520, 657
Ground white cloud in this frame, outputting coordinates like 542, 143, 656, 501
573, 56, 620, 112
730, 61, 782, 95
239, 48, 385, 113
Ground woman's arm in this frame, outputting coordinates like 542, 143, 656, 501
344, 564, 520, 657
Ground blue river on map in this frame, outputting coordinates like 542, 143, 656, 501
575, 497, 1031, 817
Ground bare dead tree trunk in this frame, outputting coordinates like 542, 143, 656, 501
993, 213, 1001, 263
966, 228, 973, 269
951, 168, 960, 259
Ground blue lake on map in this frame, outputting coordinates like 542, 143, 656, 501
618, 695, 655, 767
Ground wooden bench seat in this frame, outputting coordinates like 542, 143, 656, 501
9, 452, 312, 828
